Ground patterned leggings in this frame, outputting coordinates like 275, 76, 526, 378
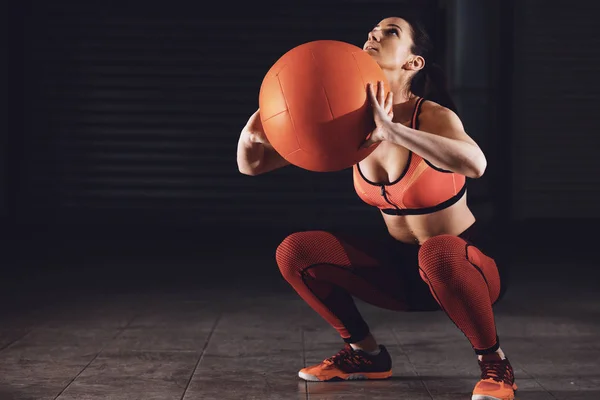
275, 222, 508, 355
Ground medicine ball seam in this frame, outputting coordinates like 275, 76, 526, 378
309, 49, 335, 120
275, 73, 302, 152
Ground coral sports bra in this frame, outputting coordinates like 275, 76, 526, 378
353, 97, 467, 216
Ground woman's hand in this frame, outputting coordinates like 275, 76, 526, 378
361, 81, 393, 148
240, 109, 271, 145
237, 108, 290, 175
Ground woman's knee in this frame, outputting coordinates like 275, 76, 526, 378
418, 234, 467, 283
418, 234, 502, 301
275, 230, 333, 280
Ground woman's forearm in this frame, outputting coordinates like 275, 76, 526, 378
237, 135, 265, 175
382, 120, 487, 178
237, 135, 290, 175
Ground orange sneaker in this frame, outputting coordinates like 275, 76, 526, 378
472, 354, 518, 400
298, 343, 392, 382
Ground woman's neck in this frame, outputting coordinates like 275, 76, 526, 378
383, 70, 414, 104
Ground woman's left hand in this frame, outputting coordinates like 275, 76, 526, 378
361, 81, 393, 148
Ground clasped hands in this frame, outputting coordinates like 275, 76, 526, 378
361, 81, 394, 149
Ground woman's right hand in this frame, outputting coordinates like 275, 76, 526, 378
241, 109, 271, 145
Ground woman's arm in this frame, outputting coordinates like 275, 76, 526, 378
382, 104, 487, 178
237, 109, 291, 176
237, 133, 290, 176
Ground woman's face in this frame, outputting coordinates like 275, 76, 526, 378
363, 17, 415, 71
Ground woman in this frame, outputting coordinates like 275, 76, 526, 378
236, 15, 516, 400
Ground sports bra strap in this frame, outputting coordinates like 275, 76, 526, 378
411, 97, 426, 130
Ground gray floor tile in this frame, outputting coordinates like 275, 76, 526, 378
0, 383, 67, 400
206, 330, 302, 360
507, 378, 556, 400
35, 306, 137, 330
216, 304, 311, 333
0, 328, 117, 360
535, 377, 600, 400
129, 300, 221, 330
56, 350, 199, 400
2, 257, 599, 400
505, 337, 600, 379
0, 357, 88, 399
184, 354, 306, 400
103, 327, 213, 353
0, 329, 30, 352
307, 378, 432, 399
546, 392, 600, 400
0, 328, 121, 399
184, 326, 305, 400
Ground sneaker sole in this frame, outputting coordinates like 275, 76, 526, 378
298, 370, 392, 382
472, 383, 517, 400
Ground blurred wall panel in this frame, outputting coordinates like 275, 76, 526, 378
13, 0, 448, 237
5, 1, 24, 229
443, 0, 496, 222
511, 1, 600, 219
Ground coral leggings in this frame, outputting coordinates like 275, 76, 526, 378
275, 223, 508, 355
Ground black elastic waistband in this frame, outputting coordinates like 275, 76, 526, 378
381, 182, 467, 216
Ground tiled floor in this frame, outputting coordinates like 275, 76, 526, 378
0, 241, 599, 400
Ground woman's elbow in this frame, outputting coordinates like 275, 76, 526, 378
239, 167, 257, 176
237, 158, 258, 176
238, 163, 260, 176
467, 153, 487, 179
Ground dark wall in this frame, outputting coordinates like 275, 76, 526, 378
10, 0, 451, 241
2, 1, 8, 225
443, 0, 498, 223
1, 29, 5, 225
511, 1, 600, 220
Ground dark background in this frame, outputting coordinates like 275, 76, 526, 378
3, 0, 599, 289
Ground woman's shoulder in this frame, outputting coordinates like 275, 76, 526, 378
419, 98, 454, 116
417, 99, 463, 130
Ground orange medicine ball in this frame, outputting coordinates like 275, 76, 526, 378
259, 40, 390, 172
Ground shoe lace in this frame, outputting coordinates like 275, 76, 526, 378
324, 344, 370, 368
480, 358, 514, 384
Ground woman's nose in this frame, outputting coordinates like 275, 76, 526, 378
368, 30, 380, 41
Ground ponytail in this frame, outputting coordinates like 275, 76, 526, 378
399, 12, 459, 116
423, 63, 459, 115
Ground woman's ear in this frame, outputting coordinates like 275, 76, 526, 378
407, 55, 425, 72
